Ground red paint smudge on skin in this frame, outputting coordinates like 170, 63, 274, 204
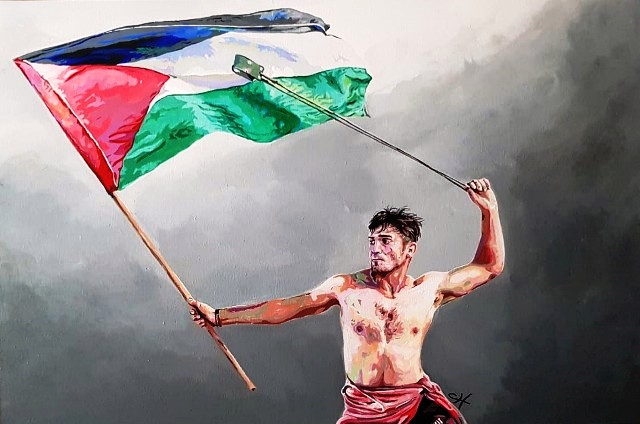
374, 303, 403, 342
228, 301, 268, 313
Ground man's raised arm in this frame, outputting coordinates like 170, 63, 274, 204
189, 275, 346, 327
439, 178, 505, 304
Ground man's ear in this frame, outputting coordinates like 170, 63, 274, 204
406, 242, 417, 258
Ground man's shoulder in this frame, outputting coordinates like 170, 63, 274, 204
312, 273, 352, 294
327, 273, 355, 282
320, 270, 373, 291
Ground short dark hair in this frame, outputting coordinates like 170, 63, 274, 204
368, 207, 423, 242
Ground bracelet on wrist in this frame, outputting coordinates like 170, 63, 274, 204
213, 308, 222, 327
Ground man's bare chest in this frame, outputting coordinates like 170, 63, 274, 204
338, 283, 439, 343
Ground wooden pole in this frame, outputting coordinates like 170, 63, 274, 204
110, 191, 256, 391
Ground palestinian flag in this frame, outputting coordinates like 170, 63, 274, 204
15, 9, 371, 192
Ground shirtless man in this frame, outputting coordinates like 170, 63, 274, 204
189, 178, 504, 424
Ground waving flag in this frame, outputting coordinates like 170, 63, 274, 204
15, 8, 371, 192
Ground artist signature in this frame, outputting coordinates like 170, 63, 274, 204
447, 392, 472, 410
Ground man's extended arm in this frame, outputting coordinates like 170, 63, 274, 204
438, 178, 505, 304
189, 275, 345, 327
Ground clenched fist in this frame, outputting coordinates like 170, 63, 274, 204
188, 298, 218, 328
466, 178, 498, 211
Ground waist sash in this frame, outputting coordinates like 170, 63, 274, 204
337, 375, 465, 424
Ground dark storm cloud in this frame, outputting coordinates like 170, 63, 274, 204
477, 1, 640, 422
0, 265, 346, 424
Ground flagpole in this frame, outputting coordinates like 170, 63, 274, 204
110, 191, 257, 391
232, 55, 469, 191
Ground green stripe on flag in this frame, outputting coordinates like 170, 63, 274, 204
118, 67, 371, 188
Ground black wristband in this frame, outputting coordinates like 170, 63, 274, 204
213, 308, 222, 327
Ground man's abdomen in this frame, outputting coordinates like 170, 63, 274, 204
343, 340, 424, 386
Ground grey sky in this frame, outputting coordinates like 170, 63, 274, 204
1, 1, 638, 423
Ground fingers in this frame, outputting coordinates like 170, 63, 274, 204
466, 187, 480, 201
188, 298, 200, 317
188, 298, 209, 328
190, 312, 208, 328
189, 307, 203, 321
467, 178, 491, 192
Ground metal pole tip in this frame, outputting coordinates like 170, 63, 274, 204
232, 55, 264, 81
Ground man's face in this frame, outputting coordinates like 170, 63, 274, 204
368, 226, 416, 273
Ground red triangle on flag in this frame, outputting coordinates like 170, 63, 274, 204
15, 60, 169, 191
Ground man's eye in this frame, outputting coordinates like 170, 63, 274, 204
369, 240, 374, 245
382, 239, 391, 244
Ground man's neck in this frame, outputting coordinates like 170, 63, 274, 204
370, 264, 410, 297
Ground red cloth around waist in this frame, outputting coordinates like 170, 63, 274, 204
337, 375, 463, 424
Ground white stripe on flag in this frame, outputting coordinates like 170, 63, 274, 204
122, 31, 364, 99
